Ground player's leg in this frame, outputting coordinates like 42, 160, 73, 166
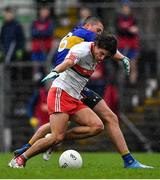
93, 99, 129, 154
93, 100, 153, 168
14, 123, 50, 156
66, 107, 104, 140
13, 108, 100, 158
82, 88, 130, 155
13, 87, 59, 157
42, 106, 104, 161
80, 88, 153, 168
12, 89, 107, 157
65, 98, 128, 153
14, 108, 103, 159
29, 123, 51, 145
9, 98, 103, 167
9, 112, 69, 168
9, 87, 71, 168
24, 113, 68, 158
93, 100, 154, 168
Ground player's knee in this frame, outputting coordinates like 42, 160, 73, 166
44, 133, 63, 145
45, 134, 55, 146
55, 133, 65, 143
96, 122, 104, 132
92, 122, 104, 134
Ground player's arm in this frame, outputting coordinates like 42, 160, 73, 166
112, 50, 125, 60
54, 57, 75, 73
112, 50, 130, 75
41, 55, 77, 83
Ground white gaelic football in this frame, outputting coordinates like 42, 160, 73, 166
59, 150, 83, 168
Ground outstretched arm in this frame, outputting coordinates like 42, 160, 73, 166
113, 50, 125, 61
113, 50, 130, 75
54, 58, 75, 73
41, 58, 75, 83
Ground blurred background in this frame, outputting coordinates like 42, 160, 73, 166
0, 0, 160, 153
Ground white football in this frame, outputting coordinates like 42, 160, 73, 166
59, 150, 83, 168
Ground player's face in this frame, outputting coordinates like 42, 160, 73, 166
87, 22, 104, 35
40, 8, 50, 19
93, 45, 112, 62
4, 11, 14, 21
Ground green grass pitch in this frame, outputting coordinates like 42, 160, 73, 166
0, 152, 160, 179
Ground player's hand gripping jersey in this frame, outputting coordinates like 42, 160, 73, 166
52, 42, 97, 100
55, 27, 96, 66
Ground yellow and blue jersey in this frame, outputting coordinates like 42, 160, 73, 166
55, 27, 96, 66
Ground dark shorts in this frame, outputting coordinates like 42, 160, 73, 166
81, 87, 102, 109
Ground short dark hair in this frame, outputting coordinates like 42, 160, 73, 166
83, 16, 102, 26
95, 32, 117, 56
4, 6, 14, 13
39, 5, 49, 11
